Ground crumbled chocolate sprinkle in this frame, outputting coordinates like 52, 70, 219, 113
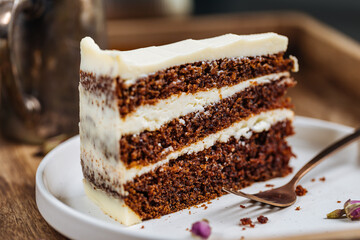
265, 184, 275, 188
319, 177, 326, 182
240, 218, 253, 226
295, 185, 308, 196
240, 205, 246, 209
257, 215, 268, 224
200, 204, 208, 210
295, 206, 301, 211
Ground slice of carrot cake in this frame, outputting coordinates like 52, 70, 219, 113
79, 33, 298, 225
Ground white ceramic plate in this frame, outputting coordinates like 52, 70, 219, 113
36, 116, 360, 240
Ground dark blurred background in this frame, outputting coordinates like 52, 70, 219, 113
105, 0, 360, 42
1, 0, 359, 142
193, 0, 360, 42
104, 0, 360, 127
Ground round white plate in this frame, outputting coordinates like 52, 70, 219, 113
36, 116, 360, 240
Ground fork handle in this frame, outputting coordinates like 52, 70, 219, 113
289, 128, 360, 186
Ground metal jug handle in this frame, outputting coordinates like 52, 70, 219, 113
0, 0, 42, 120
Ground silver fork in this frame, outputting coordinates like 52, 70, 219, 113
223, 128, 360, 207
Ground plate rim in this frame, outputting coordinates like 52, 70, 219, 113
36, 136, 162, 240
35, 116, 355, 239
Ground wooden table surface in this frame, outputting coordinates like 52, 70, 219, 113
0, 12, 359, 240
0, 138, 66, 239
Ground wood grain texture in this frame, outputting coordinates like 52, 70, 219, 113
0, 138, 67, 239
0, 12, 359, 239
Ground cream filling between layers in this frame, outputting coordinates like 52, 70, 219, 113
82, 108, 294, 195
123, 109, 294, 182
80, 33, 288, 85
83, 179, 141, 226
120, 72, 290, 135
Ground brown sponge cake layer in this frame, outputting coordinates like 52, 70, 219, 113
120, 77, 295, 167
116, 53, 294, 116
84, 120, 294, 220
80, 53, 295, 117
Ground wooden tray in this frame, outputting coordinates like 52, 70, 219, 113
107, 12, 360, 128
0, 12, 359, 240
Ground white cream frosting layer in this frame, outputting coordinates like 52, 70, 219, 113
81, 109, 294, 195
83, 179, 141, 226
79, 84, 120, 164
80, 33, 288, 85
121, 72, 289, 135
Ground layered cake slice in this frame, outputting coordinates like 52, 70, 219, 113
79, 33, 298, 226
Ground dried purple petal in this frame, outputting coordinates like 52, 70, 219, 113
327, 199, 360, 220
191, 220, 211, 239
327, 209, 345, 219
344, 199, 360, 208
344, 199, 360, 220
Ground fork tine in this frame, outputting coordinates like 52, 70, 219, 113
223, 187, 273, 205
222, 187, 251, 198
223, 187, 293, 207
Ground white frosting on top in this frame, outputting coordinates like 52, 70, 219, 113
80, 33, 288, 85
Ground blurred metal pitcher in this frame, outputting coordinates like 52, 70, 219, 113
0, 0, 106, 143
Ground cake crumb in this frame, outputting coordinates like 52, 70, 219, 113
240, 204, 246, 209
141, 226, 144, 229
189, 211, 191, 214
265, 184, 274, 188
311, 178, 315, 182
207, 201, 212, 204
242, 227, 246, 231
295, 185, 308, 196
295, 206, 301, 211
257, 215, 268, 224
186, 228, 189, 231
241, 237, 245, 240
337, 201, 341, 203
240, 218, 254, 227
319, 177, 326, 182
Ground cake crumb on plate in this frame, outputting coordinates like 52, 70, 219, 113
295, 185, 308, 196
257, 215, 268, 224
